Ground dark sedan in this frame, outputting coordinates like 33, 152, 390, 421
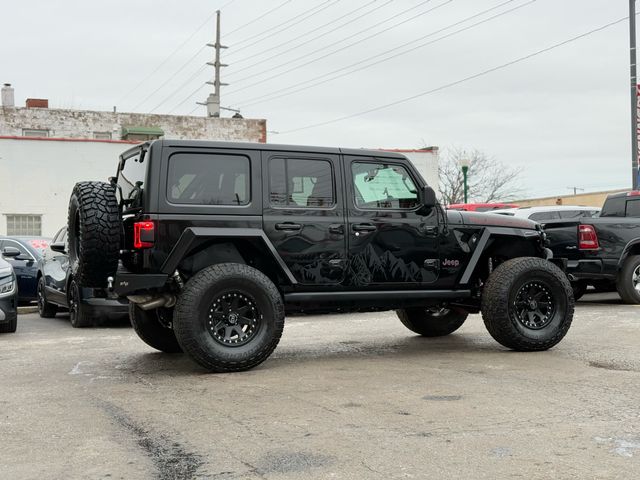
0, 247, 19, 333
37, 227, 128, 328
0, 236, 50, 303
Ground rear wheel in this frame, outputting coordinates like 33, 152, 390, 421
173, 263, 285, 373
67, 181, 120, 288
37, 277, 58, 318
396, 307, 468, 337
129, 304, 182, 353
68, 280, 93, 328
616, 255, 640, 304
481, 257, 574, 351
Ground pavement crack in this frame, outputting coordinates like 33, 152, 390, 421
97, 400, 204, 480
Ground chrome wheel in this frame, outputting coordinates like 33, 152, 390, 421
633, 265, 640, 292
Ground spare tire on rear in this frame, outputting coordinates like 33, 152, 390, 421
68, 181, 120, 288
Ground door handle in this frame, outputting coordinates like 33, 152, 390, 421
329, 224, 344, 234
352, 223, 377, 232
422, 225, 438, 235
275, 222, 302, 231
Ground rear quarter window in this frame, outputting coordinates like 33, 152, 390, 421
118, 151, 147, 203
167, 152, 250, 206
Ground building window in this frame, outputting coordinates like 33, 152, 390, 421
6, 214, 42, 236
22, 129, 49, 138
93, 132, 112, 140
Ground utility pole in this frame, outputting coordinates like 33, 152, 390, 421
630, 0, 638, 189
199, 10, 228, 117
567, 186, 584, 196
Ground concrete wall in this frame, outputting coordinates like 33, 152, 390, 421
515, 189, 626, 208
0, 107, 267, 142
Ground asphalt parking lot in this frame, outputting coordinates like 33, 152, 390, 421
1, 293, 639, 479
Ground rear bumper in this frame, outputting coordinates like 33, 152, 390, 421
113, 272, 168, 296
565, 259, 616, 281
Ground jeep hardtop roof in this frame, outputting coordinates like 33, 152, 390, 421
121, 139, 408, 160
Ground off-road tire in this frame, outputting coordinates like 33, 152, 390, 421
68, 181, 120, 288
571, 281, 587, 302
481, 257, 574, 351
173, 263, 285, 373
68, 279, 93, 328
396, 307, 468, 337
130, 304, 182, 353
0, 313, 17, 333
616, 255, 640, 304
37, 277, 58, 318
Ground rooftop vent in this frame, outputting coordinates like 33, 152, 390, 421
1, 83, 15, 107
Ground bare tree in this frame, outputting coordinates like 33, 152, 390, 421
438, 147, 523, 205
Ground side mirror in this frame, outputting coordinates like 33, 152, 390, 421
50, 242, 67, 254
1, 246, 21, 258
420, 186, 437, 208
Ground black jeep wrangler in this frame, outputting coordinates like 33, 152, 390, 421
67, 140, 574, 372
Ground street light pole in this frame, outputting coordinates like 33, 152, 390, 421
630, 0, 638, 189
462, 165, 469, 203
459, 153, 471, 203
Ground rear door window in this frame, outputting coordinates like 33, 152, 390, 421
269, 158, 334, 208
600, 197, 626, 217
626, 199, 640, 217
167, 152, 250, 205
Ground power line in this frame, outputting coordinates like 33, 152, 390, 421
131, 45, 208, 111
117, 3, 228, 105
227, 0, 386, 70
228, 0, 343, 56
228, 0, 338, 51
225, 0, 294, 37
149, 64, 209, 113
169, 82, 209, 114
237, 0, 527, 108
225, 0, 451, 93
275, 16, 630, 135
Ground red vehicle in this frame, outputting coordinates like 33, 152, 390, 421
447, 203, 519, 212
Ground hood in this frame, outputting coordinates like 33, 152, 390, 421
0, 257, 13, 276
447, 210, 538, 230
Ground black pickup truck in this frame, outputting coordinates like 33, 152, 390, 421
545, 191, 640, 303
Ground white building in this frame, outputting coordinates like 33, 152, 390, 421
0, 84, 267, 237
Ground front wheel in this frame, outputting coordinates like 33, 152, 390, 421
396, 307, 468, 337
173, 263, 285, 373
37, 277, 58, 318
481, 257, 574, 351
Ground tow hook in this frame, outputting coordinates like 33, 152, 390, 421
107, 276, 114, 291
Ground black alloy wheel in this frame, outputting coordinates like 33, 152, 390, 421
207, 291, 262, 347
512, 281, 555, 330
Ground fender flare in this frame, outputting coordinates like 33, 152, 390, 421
160, 227, 298, 285
617, 238, 640, 268
458, 227, 544, 285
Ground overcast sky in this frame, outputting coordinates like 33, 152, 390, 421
2, 0, 635, 199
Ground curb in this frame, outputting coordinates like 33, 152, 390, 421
18, 306, 38, 315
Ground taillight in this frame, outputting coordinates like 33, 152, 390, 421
133, 221, 154, 249
578, 224, 599, 250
